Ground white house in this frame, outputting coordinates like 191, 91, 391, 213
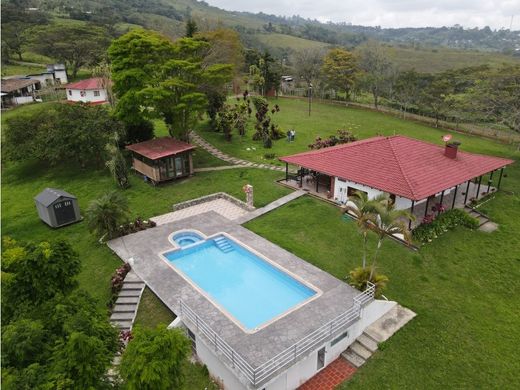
65, 77, 110, 104
26, 64, 68, 86
281, 135, 514, 227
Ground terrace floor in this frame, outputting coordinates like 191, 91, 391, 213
108, 211, 360, 386
281, 177, 495, 228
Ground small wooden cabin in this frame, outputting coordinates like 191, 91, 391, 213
126, 137, 196, 184
34, 188, 81, 228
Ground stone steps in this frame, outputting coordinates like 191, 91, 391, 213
357, 332, 378, 352
341, 349, 366, 368
110, 270, 145, 331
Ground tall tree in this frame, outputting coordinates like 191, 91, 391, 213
393, 70, 423, 118
292, 48, 325, 86
109, 29, 233, 140
321, 48, 358, 101
4, 103, 123, 167
30, 24, 111, 78
120, 325, 190, 390
185, 19, 198, 37
357, 41, 394, 109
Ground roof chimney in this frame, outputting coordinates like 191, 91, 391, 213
445, 141, 461, 159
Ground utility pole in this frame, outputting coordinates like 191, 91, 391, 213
308, 83, 313, 117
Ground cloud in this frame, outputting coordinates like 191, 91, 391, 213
205, 0, 520, 29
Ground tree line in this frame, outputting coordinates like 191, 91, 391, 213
289, 42, 520, 133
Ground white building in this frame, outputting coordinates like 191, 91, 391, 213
26, 64, 68, 86
65, 77, 110, 104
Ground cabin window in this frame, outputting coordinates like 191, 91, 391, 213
68, 90, 72, 96
93, 90, 100, 97
389, 194, 396, 204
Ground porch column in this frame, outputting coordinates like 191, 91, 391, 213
299, 167, 303, 188
424, 197, 430, 217
315, 173, 319, 193
409, 200, 415, 229
451, 185, 458, 209
285, 163, 289, 182
476, 176, 482, 199
464, 180, 471, 204
438, 190, 445, 215
497, 167, 504, 190
487, 170, 494, 193
330, 176, 335, 199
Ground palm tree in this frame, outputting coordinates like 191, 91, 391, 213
343, 191, 387, 268
86, 191, 129, 241
369, 196, 415, 279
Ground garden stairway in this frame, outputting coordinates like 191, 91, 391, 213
110, 270, 145, 331
342, 304, 416, 368
463, 206, 491, 227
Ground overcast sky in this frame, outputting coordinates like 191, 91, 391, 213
205, 0, 520, 30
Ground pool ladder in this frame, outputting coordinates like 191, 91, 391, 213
214, 237, 234, 253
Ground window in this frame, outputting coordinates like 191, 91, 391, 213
331, 330, 349, 346
347, 187, 367, 198
68, 90, 72, 96
317, 347, 326, 370
93, 90, 100, 97
389, 194, 396, 205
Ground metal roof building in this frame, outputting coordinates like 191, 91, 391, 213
34, 188, 81, 228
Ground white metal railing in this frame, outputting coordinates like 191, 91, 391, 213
179, 281, 375, 387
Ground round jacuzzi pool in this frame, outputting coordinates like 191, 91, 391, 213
172, 231, 204, 248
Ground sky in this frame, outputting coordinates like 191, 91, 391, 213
204, 0, 520, 30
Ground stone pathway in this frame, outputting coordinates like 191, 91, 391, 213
298, 357, 357, 390
235, 190, 307, 224
190, 132, 286, 172
151, 198, 249, 225
109, 271, 145, 331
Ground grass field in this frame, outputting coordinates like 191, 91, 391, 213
256, 33, 330, 51
245, 173, 520, 387
198, 97, 516, 166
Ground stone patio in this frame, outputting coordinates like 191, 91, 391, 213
298, 357, 356, 390
108, 212, 360, 375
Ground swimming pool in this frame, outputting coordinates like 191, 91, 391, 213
164, 234, 318, 332
172, 231, 204, 248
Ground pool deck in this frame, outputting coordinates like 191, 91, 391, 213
108, 211, 359, 376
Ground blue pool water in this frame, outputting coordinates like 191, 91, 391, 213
164, 235, 316, 330
172, 231, 204, 248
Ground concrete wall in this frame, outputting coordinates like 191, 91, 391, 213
66, 88, 107, 103
188, 299, 396, 390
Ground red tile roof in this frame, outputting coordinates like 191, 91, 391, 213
126, 137, 196, 160
65, 77, 110, 90
280, 135, 514, 200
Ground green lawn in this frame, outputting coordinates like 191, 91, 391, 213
134, 288, 175, 328
198, 97, 515, 166
245, 183, 520, 387
1, 159, 289, 304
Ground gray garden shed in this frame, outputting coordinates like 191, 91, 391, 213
34, 188, 81, 228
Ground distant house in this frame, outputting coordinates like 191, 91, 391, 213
1, 78, 41, 108
26, 64, 68, 86
126, 137, 196, 185
34, 188, 81, 228
65, 77, 110, 104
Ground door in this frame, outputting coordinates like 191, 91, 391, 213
317, 347, 326, 370
175, 156, 184, 177
54, 200, 76, 226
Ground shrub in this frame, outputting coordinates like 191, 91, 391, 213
308, 129, 357, 149
412, 208, 479, 243
348, 266, 388, 298
109, 263, 131, 308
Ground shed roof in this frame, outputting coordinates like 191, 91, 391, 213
126, 137, 196, 160
65, 77, 110, 90
280, 135, 514, 201
34, 188, 76, 207
1, 78, 40, 93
